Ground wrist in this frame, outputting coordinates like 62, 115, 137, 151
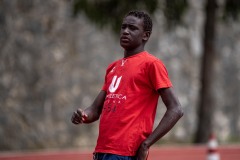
141, 140, 150, 149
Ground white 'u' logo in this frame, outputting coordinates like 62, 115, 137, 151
109, 76, 122, 93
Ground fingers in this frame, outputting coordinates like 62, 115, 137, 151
77, 108, 88, 118
71, 111, 81, 124
78, 109, 88, 121
137, 142, 149, 160
71, 108, 88, 124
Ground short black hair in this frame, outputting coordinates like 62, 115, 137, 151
126, 10, 152, 33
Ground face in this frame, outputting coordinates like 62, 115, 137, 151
120, 16, 148, 51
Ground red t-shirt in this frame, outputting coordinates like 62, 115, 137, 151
95, 51, 172, 156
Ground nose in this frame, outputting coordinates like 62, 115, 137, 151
122, 27, 130, 35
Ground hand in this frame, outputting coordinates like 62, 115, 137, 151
71, 108, 88, 124
137, 142, 149, 160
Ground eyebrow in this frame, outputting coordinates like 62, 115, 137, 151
121, 22, 139, 27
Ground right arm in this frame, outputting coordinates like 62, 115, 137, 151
71, 90, 106, 124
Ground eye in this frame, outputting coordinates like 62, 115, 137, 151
129, 25, 137, 30
121, 24, 126, 29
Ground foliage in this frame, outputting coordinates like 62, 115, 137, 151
223, 0, 240, 20
72, 0, 188, 33
162, 0, 188, 28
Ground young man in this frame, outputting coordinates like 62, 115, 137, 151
71, 11, 183, 160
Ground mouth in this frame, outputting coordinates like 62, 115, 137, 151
120, 36, 130, 43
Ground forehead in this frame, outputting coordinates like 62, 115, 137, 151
122, 15, 144, 27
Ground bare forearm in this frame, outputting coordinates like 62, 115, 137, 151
143, 107, 183, 148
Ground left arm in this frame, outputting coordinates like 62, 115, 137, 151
137, 87, 184, 160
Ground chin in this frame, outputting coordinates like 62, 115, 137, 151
120, 44, 128, 49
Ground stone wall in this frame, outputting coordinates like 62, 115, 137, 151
0, 0, 239, 151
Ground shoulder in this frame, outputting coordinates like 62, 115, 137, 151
105, 59, 121, 72
143, 52, 165, 66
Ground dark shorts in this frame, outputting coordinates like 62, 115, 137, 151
93, 153, 137, 160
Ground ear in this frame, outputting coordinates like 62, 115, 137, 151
143, 31, 151, 41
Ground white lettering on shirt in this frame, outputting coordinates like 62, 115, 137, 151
109, 75, 122, 93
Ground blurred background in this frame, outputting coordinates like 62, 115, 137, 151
0, 0, 240, 154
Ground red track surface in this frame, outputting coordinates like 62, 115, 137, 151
0, 145, 239, 160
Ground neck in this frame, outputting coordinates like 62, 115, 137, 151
124, 46, 145, 58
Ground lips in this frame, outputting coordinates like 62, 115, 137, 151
120, 36, 130, 43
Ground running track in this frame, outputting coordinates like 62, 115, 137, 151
0, 145, 239, 160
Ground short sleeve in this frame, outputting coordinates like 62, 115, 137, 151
101, 62, 116, 91
149, 60, 172, 90
102, 72, 108, 91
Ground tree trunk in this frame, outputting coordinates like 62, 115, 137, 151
194, 0, 218, 143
